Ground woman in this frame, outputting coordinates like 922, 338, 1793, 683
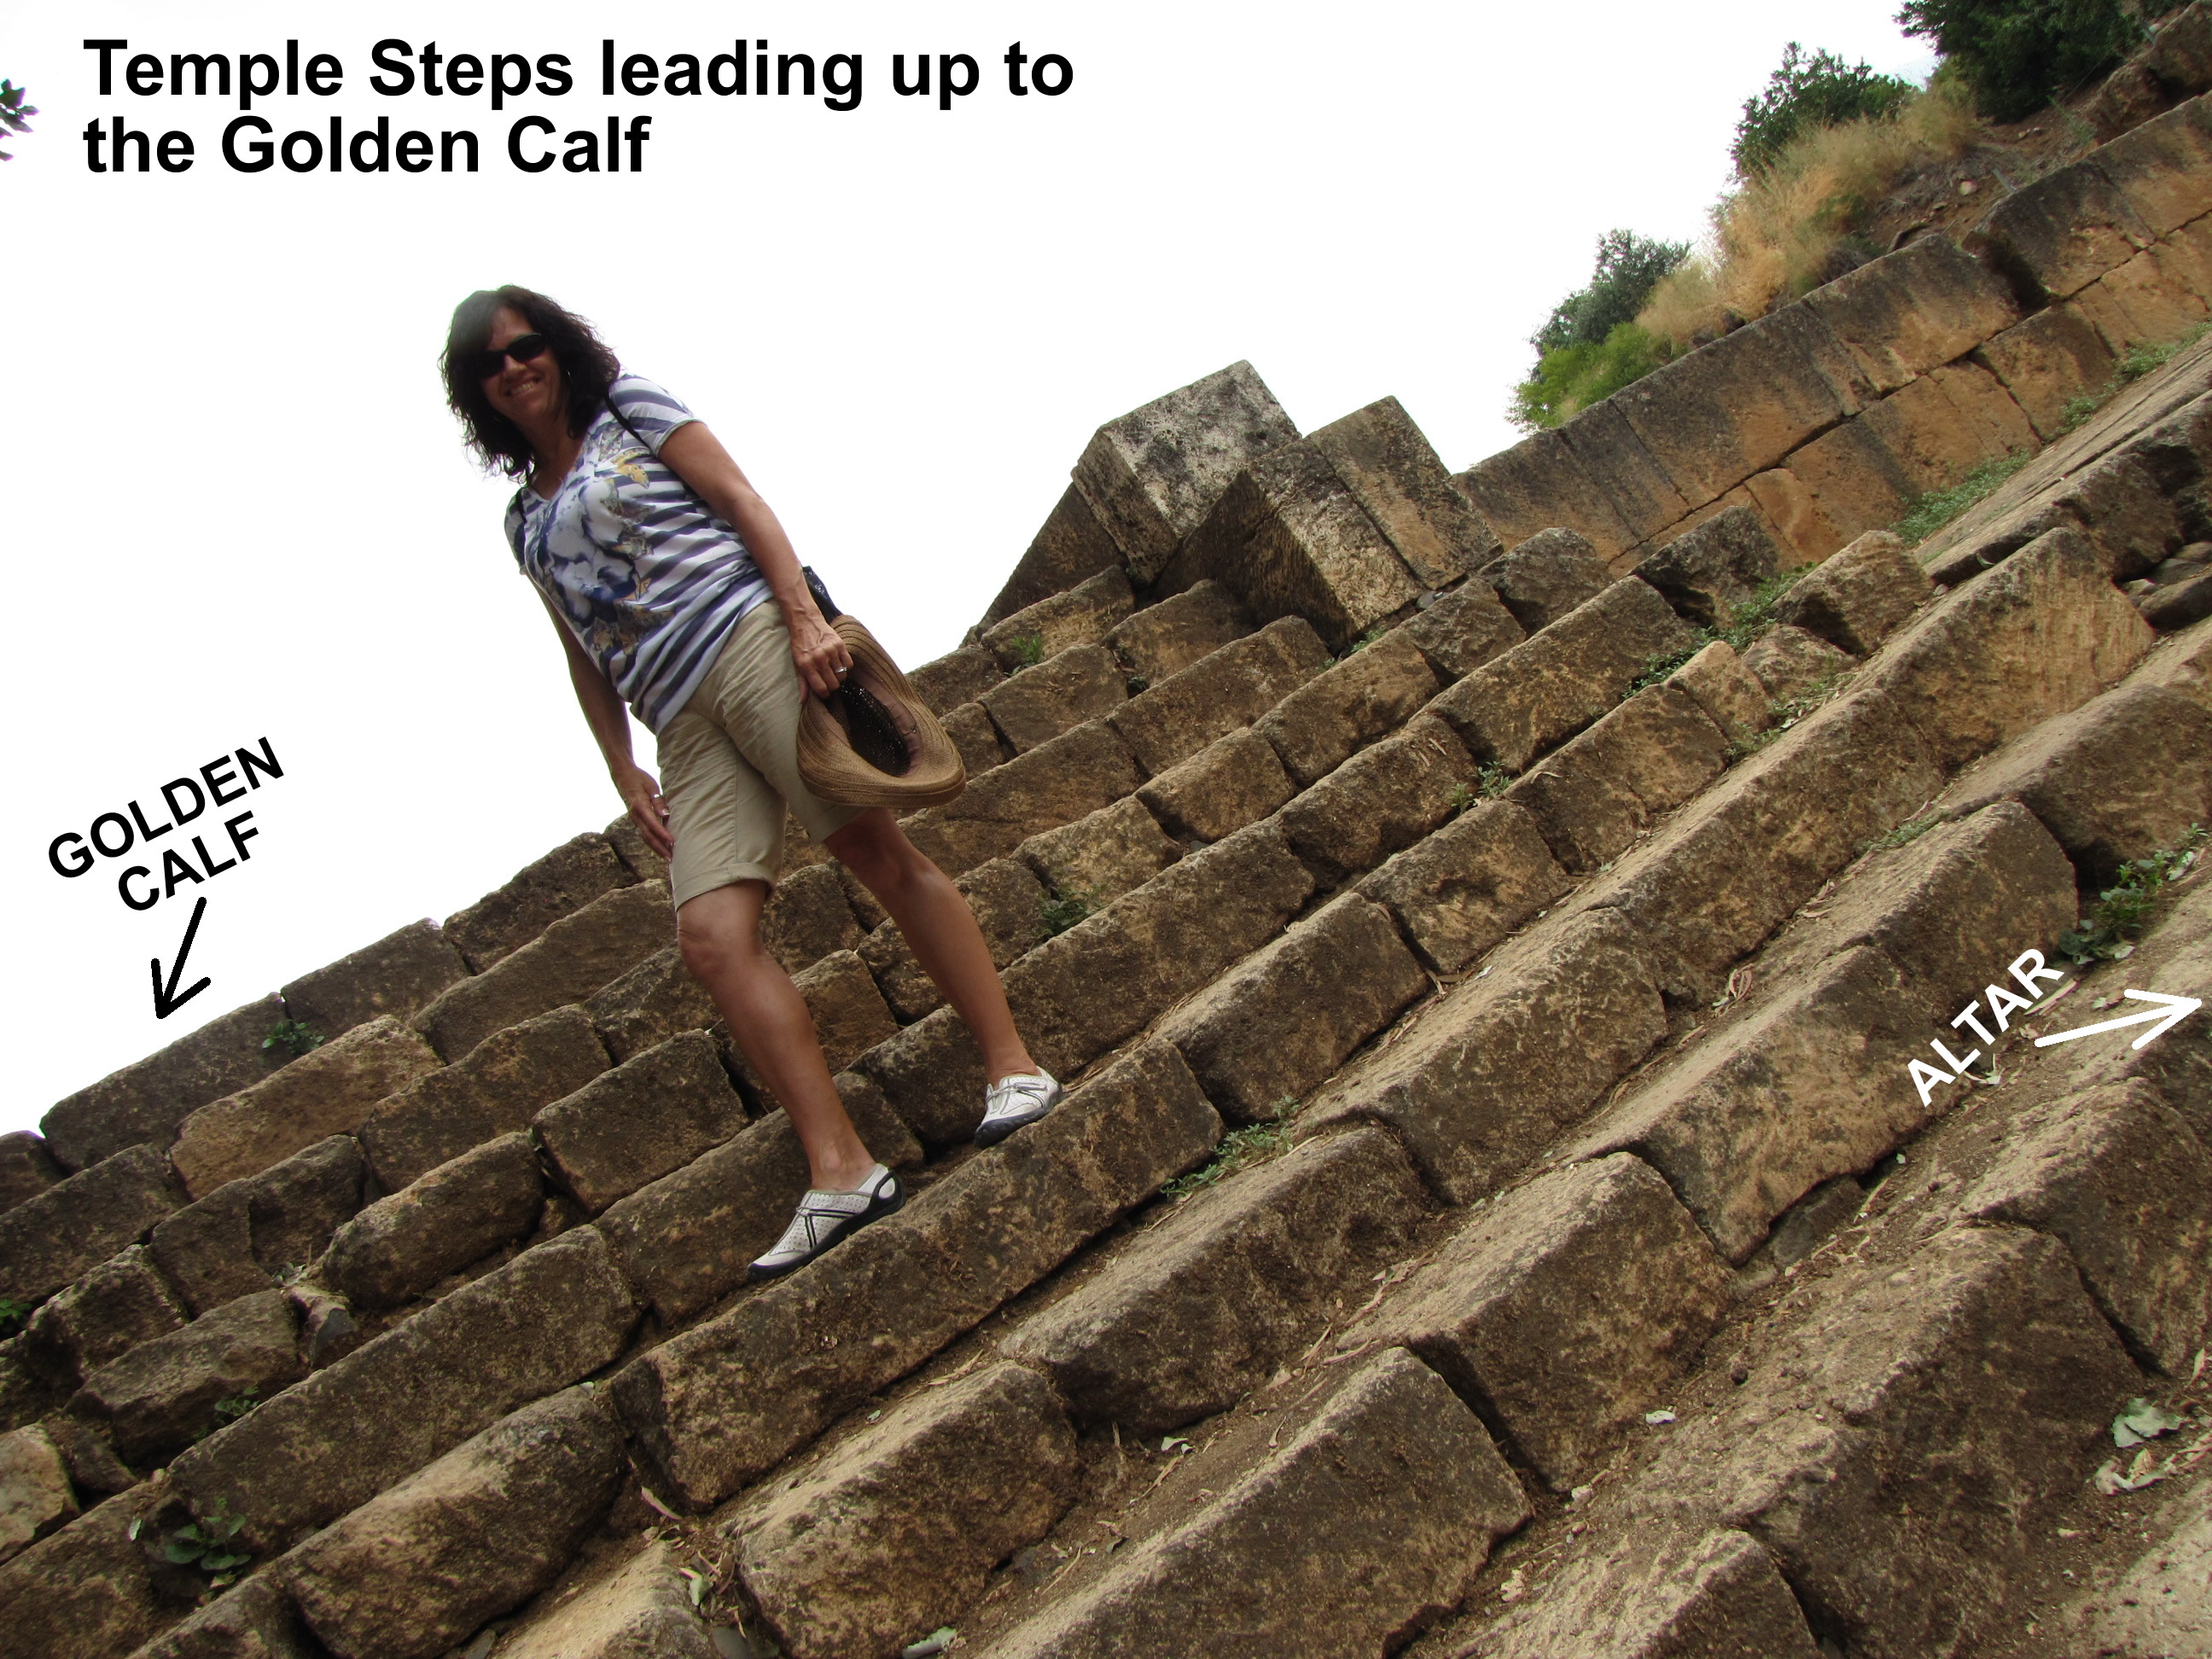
441, 286, 1060, 1279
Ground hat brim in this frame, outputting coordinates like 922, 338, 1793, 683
797, 617, 968, 810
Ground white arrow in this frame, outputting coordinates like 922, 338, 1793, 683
2033, 989, 2203, 1051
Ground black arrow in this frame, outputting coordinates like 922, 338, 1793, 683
152, 897, 212, 1020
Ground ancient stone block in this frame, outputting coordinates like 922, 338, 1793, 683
1254, 629, 1438, 787
1455, 428, 1639, 559
411, 882, 675, 1062
1964, 1080, 2211, 1375
1428, 577, 1701, 772
442, 832, 636, 973
1173, 442, 1423, 652
1937, 679, 2212, 882
1558, 401, 1696, 545
583, 946, 717, 1064
2148, 9, 2212, 95
1778, 416, 1913, 550
2143, 567, 2212, 626
1973, 154, 2157, 302
899, 721, 1145, 879
41, 993, 288, 1174
492, 1540, 720, 1659
979, 643, 1128, 754
1740, 623, 1857, 701
533, 1032, 748, 1216
1278, 713, 1479, 882
1103, 579, 1252, 684
1376, 1155, 1729, 1487
21, 1246, 185, 1386
1481, 1528, 1823, 1659
940, 700, 1006, 776
1772, 528, 1934, 656
323, 1133, 544, 1311
874, 824, 1316, 1143
1301, 910, 1668, 1202
0, 1145, 180, 1308
149, 1136, 370, 1317
1159, 895, 1429, 1121
357, 1004, 608, 1190
726, 949, 901, 1110
1103, 616, 1330, 775
1004, 1127, 1429, 1432
2097, 96, 2212, 238
1137, 726, 1297, 844
1356, 798, 1569, 975
1667, 639, 1772, 742
281, 1387, 627, 1659
602, 810, 670, 887
2091, 244, 2212, 352
1018, 793, 1185, 911
0, 1482, 174, 1658
169, 1017, 438, 1199
1403, 577, 1525, 681
760, 861, 864, 975
279, 920, 468, 1045
857, 859, 1045, 1022
73, 1289, 301, 1464
1481, 527, 1615, 632
611, 1042, 1221, 1509
1635, 504, 1785, 628
981, 565, 1136, 671
734, 1365, 1080, 1659
1617, 306, 1871, 509
980, 486, 1126, 633
981, 1348, 1528, 1659
0, 1135, 59, 1217
1642, 1227, 2135, 1658
1073, 361, 1299, 582
168, 1228, 636, 1554
2087, 61, 2172, 143
1973, 303, 2123, 439
1505, 684, 1730, 874
1308, 395, 1499, 584
126, 1573, 317, 1659
906, 643, 1004, 715
1871, 525, 2155, 768
0, 1427, 74, 1568
1802, 233, 2022, 394
1571, 946, 1941, 1261
592, 1070, 921, 1324
2062, 450, 2191, 579
1744, 462, 1848, 562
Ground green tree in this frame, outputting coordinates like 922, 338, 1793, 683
1, 80, 35, 161
1734, 44, 1917, 178
1897, 0, 2167, 122
1532, 230, 1691, 357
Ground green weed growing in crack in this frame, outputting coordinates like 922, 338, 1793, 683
148, 1500, 253, 1591
2059, 323, 2212, 434
1161, 1114, 1295, 1201
1039, 888, 1102, 938
1862, 812, 1943, 854
262, 1019, 324, 1058
1005, 634, 1045, 669
1892, 451, 2034, 544
1476, 763, 1515, 800
0, 1298, 26, 1338
2059, 826, 2207, 965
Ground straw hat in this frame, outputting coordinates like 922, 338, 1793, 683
797, 616, 967, 809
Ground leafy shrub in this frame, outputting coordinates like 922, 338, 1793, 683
263, 1018, 324, 1057
1899, 0, 2158, 122
1511, 323, 1668, 432
1734, 44, 1916, 178
1039, 888, 1100, 937
2058, 826, 2204, 963
1532, 230, 1692, 358
0, 81, 34, 161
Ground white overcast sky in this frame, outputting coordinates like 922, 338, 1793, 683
3, 1, 1933, 1137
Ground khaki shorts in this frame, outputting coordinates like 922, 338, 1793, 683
656, 603, 861, 909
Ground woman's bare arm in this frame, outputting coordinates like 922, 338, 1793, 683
656, 420, 852, 696
542, 594, 674, 858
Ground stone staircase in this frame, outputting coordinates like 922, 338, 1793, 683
5, 49, 2212, 1659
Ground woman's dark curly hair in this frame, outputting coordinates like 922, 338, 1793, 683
442, 286, 621, 479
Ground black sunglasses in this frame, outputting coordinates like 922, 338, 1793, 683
471, 332, 550, 380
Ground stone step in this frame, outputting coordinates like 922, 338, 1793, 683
975, 1347, 1529, 1659
490, 1534, 726, 1659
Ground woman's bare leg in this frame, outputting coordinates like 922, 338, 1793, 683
825, 810, 1038, 1082
677, 880, 876, 1191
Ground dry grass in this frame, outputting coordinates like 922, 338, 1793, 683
1639, 83, 1984, 352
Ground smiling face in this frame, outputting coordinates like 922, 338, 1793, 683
480, 306, 566, 434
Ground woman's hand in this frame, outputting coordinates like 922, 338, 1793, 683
788, 602, 854, 699
615, 762, 675, 859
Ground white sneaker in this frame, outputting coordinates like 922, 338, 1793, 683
975, 1072, 1063, 1148
748, 1164, 905, 1282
